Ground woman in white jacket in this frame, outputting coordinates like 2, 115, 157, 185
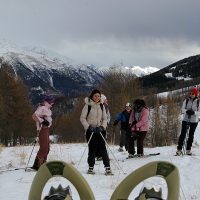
176, 87, 200, 156
80, 89, 112, 175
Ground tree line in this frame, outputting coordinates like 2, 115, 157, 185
0, 66, 184, 147
52, 69, 183, 147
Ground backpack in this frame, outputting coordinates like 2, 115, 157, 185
86, 103, 104, 118
185, 98, 199, 110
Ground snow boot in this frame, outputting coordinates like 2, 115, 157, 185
87, 167, 95, 174
186, 150, 192, 155
128, 154, 135, 158
105, 167, 113, 175
136, 154, 144, 157
118, 147, 124, 152
31, 157, 39, 171
176, 150, 183, 156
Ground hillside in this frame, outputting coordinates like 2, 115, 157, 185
140, 54, 200, 92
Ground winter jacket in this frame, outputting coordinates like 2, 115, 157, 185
182, 97, 200, 123
80, 97, 107, 131
113, 110, 131, 130
129, 107, 149, 132
32, 105, 52, 131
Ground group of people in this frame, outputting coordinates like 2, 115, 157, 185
30, 86, 199, 174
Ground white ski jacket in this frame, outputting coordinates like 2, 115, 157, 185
182, 97, 200, 123
80, 97, 107, 131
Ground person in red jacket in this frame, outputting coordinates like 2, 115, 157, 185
128, 99, 149, 158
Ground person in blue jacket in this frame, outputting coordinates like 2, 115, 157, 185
113, 102, 132, 152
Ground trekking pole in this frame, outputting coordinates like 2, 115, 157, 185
99, 132, 126, 174
25, 140, 37, 171
77, 132, 94, 169
182, 119, 190, 155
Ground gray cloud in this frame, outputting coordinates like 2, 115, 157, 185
0, 0, 200, 68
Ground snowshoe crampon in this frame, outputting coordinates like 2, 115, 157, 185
44, 185, 72, 200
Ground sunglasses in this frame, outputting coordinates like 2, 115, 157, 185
190, 93, 195, 96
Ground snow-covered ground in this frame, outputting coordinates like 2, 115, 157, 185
1, 126, 200, 200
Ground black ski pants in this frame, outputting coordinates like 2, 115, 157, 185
177, 121, 198, 151
119, 129, 128, 150
86, 129, 110, 168
128, 131, 147, 155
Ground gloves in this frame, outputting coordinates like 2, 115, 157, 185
113, 121, 118, 126
98, 126, 105, 133
95, 126, 105, 134
186, 110, 195, 115
132, 120, 137, 125
131, 131, 139, 140
87, 126, 95, 133
42, 119, 50, 126
35, 137, 39, 142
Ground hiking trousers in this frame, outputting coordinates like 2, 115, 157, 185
86, 130, 110, 168
177, 121, 198, 151
128, 131, 147, 155
32, 126, 50, 169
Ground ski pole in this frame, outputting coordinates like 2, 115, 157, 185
99, 132, 126, 174
183, 118, 191, 155
25, 140, 37, 171
77, 132, 94, 169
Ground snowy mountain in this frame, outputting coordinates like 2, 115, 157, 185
0, 40, 158, 104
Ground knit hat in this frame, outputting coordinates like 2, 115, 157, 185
101, 94, 107, 102
43, 95, 55, 104
125, 102, 132, 107
133, 99, 146, 107
89, 89, 101, 99
190, 87, 199, 97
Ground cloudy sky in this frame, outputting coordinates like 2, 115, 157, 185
0, 0, 200, 68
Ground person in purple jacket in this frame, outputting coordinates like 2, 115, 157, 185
128, 99, 149, 158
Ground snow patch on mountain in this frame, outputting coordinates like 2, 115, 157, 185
99, 65, 159, 77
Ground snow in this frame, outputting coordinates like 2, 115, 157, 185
1, 128, 200, 200
99, 65, 159, 77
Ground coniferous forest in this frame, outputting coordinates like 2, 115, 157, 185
0, 65, 185, 147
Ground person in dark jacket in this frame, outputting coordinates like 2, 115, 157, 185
176, 87, 200, 156
113, 103, 132, 152
80, 89, 112, 175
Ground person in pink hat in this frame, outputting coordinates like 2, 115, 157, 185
176, 86, 200, 156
